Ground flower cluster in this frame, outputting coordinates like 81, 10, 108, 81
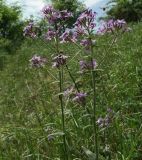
98, 19, 127, 35
29, 55, 47, 68
23, 22, 36, 38
60, 29, 77, 43
42, 5, 72, 24
41, 6, 73, 41
73, 92, 87, 104
45, 28, 56, 41
52, 54, 68, 68
79, 59, 97, 71
74, 9, 97, 31
59, 9, 97, 45
96, 108, 114, 128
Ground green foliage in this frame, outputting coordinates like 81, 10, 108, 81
51, 0, 85, 27
107, 0, 142, 22
0, 0, 24, 53
0, 22, 142, 159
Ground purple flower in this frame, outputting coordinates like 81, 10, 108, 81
60, 10, 73, 19
29, 55, 47, 68
74, 9, 97, 30
23, 22, 36, 38
52, 54, 68, 68
80, 39, 91, 48
42, 6, 72, 24
42, 5, 54, 15
73, 92, 87, 104
97, 19, 127, 34
45, 28, 56, 41
60, 29, 77, 43
115, 19, 126, 28
79, 59, 97, 71
42, 5, 61, 24
96, 108, 114, 128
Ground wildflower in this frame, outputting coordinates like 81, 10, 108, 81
79, 59, 97, 71
42, 5, 61, 23
42, 6, 72, 24
60, 10, 73, 19
73, 92, 87, 104
60, 29, 77, 43
52, 54, 68, 68
23, 22, 36, 38
45, 28, 56, 41
80, 39, 91, 49
29, 55, 46, 68
96, 108, 114, 128
74, 9, 97, 30
114, 19, 126, 28
97, 19, 127, 34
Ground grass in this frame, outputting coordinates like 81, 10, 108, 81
0, 22, 142, 159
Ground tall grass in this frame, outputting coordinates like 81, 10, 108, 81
0, 22, 142, 159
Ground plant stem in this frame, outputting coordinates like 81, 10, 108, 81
55, 31, 68, 159
65, 64, 80, 92
59, 67, 68, 160
90, 39, 99, 160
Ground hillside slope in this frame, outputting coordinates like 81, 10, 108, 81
0, 22, 142, 159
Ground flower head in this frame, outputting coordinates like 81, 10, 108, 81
23, 22, 36, 38
42, 5, 73, 24
74, 9, 97, 31
79, 59, 97, 71
45, 28, 56, 41
73, 92, 87, 104
97, 19, 127, 34
60, 29, 77, 43
52, 54, 68, 68
29, 55, 47, 68
60, 10, 73, 19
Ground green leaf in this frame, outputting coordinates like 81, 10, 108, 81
82, 146, 96, 160
48, 132, 64, 137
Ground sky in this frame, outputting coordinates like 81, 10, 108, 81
6, 0, 109, 19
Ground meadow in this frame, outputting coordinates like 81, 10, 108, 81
0, 8, 142, 160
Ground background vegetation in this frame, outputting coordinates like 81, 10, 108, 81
107, 0, 142, 22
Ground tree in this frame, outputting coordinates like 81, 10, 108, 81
106, 0, 142, 22
0, 0, 24, 53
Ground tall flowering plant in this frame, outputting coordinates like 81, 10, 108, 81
24, 5, 128, 159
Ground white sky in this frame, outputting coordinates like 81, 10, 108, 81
6, 0, 107, 18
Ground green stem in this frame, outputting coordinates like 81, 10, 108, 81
55, 31, 68, 159
90, 39, 99, 160
65, 64, 80, 92
59, 67, 68, 160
